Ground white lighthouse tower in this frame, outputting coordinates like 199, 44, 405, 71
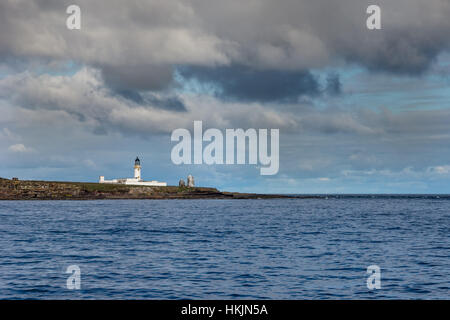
99, 156, 167, 186
134, 156, 141, 180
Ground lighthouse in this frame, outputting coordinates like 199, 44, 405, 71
134, 156, 141, 180
99, 156, 167, 186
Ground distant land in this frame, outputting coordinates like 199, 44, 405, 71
0, 177, 312, 200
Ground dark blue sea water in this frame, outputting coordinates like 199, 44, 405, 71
0, 197, 449, 299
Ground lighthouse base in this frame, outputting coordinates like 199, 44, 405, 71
99, 177, 167, 187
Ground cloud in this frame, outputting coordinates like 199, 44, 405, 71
427, 165, 450, 175
3, 66, 450, 139
8, 144, 34, 153
0, 128, 18, 141
187, 0, 450, 74
0, 0, 229, 94
299, 112, 379, 135
179, 65, 320, 103
342, 165, 450, 180
100, 64, 174, 92
0, 0, 449, 87
115, 90, 187, 112
0, 67, 298, 136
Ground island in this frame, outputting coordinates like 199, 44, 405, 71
0, 177, 316, 200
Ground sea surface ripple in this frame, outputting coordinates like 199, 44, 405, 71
0, 197, 448, 299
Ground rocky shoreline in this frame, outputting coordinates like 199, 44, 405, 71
0, 178, 308, 200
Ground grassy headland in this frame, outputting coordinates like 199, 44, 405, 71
0, 177, 295, 200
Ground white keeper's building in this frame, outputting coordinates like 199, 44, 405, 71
99, 157, 167, 186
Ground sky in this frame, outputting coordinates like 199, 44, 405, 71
1, 0, 450, 194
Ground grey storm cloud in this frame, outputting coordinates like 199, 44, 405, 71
116, 90, 187, 112
100, 64, 186, 111
100, 64, 174, 92
0, 0, 449, 92
179, 65, 321, 103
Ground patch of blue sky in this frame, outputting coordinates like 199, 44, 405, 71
1, 60, 82, 79
173, 68, 222, 96
0, 64, 15, 80
35, 60, 81, 77
323, 64, 450, 114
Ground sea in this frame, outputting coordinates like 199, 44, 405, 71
0, 196, 449, 299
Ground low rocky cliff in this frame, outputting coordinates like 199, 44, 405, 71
0, 178, 290, 200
